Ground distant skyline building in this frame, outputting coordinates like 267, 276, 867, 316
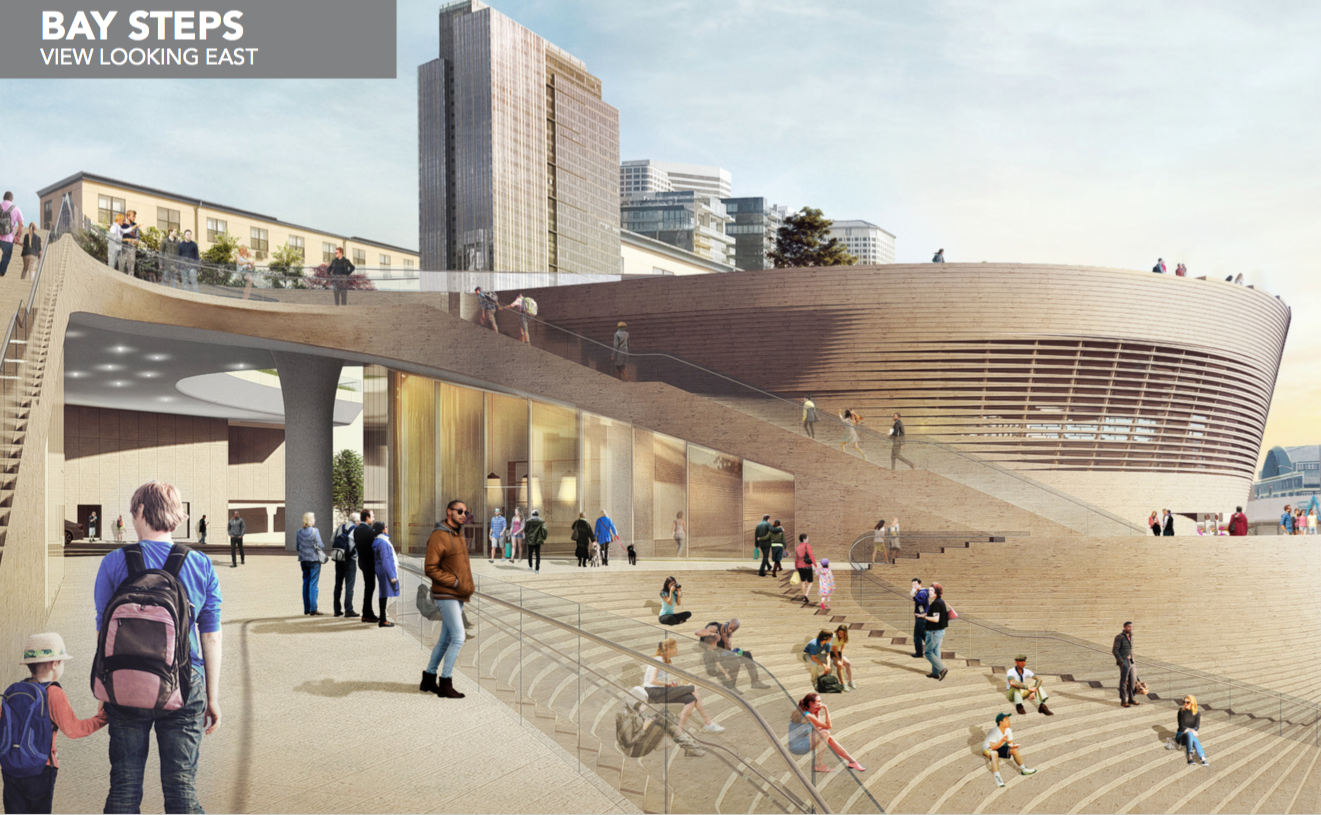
621, 191, 735, 266
620, 160, 732, 199
721, 197, 787, 271
828, 220, 896, 265
419, 0, 620, 275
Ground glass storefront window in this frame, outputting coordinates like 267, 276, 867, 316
394, 374, 437, 554
651, 431, 687, 558
688, 444, 743, 558
441, 383, 486, 554
744, 459, 795, 552
582, 412, 632, 559
486, 392, 529, 536
530, 400, 579, 553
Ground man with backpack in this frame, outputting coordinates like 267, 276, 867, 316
0, 192, 23, 278
1, 632, 108, 814
92, 481, 222, 814
331, 512, 360, 617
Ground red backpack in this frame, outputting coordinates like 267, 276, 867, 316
91, 543, 194, 710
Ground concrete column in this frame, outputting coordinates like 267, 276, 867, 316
272, 351, 342, 552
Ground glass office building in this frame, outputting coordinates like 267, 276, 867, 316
721, 197, 787, 271
419, 0, 620, 276
621, 191, 735, 266
362, 365, 794, 559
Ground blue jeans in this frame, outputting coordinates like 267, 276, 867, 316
301, 561, 321, 613
1179, 730, 1206, 760
426, 598, 466, 679
334, 558, 357, 615
925, 628, 947, 676
104, 667, 206, 814
0, 241, 11, 277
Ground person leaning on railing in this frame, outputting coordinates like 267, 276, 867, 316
328, 247, 355, 307
177, 230, 200, 293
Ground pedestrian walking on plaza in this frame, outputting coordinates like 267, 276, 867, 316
1280, 504, 1294, 535
924, 582, 950, 680
573, 512, 595, 567
889, 412, 915, 469
0, 192, 24, 278
1234, 273, 1245, 285
788, 693, 865, 773
296, 512, 326, 616
595, 510, 619, 566
794, 534, 816, 605
524, 509, 546, 573
509, 507, 524, 562
1153, 258, 1167, 274
1149, 510, 1160, 536
177, 229, 200, 292
815, 558, 836, 612
1297, 509, 1307, 535
612, 321, 631, 381
1173, 694, 1211, 767
510, 293, 532, 344
1175, 262, 1187, 277
118, 211, 140, 277
768, 521, 786, 577
911, 578, 930, 658
227, 510, 245, 567
94, 481, 222, 814
114, 514, 124, 544
20, 223, 41, 280
872, 518, 890, 565
643, 639, 724, 733
672, 511, 686, 555
838, 409, 867, 461
831, 625, 856, 691
107, 213, 124, 271
1162, 509, 1175, 536
1309, 509, 1317, 535
332, 513, 359, 617
488, 507, 507, 563
372, 523, 398, 628
755, 515, 772, 576
889, 517, 901, 555
1113, 621, 1139, 707
1, 632, 108, 814
932, 248, 945, 263
1228, 506, 1248, 537
802, 396, 818, 439
982, 712, 1037, 787
421, 500, 474, 699
328, 247, 355, 306
88, 511, 98, 542
658, 577, 690, 626
159, 227, 181, 288
355, 509, 380, 622
1006, 655, 1053, 715
197, 514, 207, 545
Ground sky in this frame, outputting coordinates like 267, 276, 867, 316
4, 0, 1317, 467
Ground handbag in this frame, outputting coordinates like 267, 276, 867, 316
317, 548, 328, 564
789, 570, 802, 585
416, 585, 444, 620
571, 527, 579, 542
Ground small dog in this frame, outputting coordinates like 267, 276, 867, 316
589, 541, 602, 567
627, 544, 637, 565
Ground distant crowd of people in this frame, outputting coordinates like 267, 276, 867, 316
1148, 507, 1250, 536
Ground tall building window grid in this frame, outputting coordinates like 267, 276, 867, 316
157, 207, 181, 234
250, 227, 269, 256
206, 217, 227, 243
98, 195, 126, 226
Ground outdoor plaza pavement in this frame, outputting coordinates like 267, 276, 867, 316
40, 552, 648, 815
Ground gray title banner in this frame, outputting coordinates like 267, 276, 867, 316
0, 0, 396, 78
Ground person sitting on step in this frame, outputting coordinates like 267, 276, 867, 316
1005, 655, 1052, 716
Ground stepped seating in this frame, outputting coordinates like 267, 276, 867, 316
889, 536, 1321, 706
457, 564, 1320, 814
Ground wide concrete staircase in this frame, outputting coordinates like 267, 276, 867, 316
458, 563, 1321, 814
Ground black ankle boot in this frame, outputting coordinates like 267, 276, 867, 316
436, 676, 466, 699
420, 671, 438, 693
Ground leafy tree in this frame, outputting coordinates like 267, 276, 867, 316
769, 207, 857, 268
138, 226, 163, 252
74, 224, 108, 264
199, 231, 240, 286
267, 243, 307, 289
332, 449, 365, 523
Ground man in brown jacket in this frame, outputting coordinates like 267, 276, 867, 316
421, 499, 475, 699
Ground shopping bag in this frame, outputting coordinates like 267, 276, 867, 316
789, 570, 802, 585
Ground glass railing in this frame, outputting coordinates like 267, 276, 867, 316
62, 223, 1143, 537
845, 533, 1320, 747
397, 559, 884, 814
0, 195, 75, 564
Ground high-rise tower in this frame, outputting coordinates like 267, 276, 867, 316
419, 0, 620, 274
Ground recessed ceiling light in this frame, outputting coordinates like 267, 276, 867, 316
65, 331, 83, 338
139, 372, 158, 378
111, 346, 133, 354
97, 364, 123, 371
159, 396, 174, 402
228, 363, 248, 370
69, 372, 83, 378
110, 381, 126, 387
147, 354, 170, 361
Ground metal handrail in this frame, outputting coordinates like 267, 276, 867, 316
845, 532, 1321, 715
453, 289, 1146, 535
400, 562, 837, 813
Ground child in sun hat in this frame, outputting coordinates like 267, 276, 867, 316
1, 633, 108, 813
